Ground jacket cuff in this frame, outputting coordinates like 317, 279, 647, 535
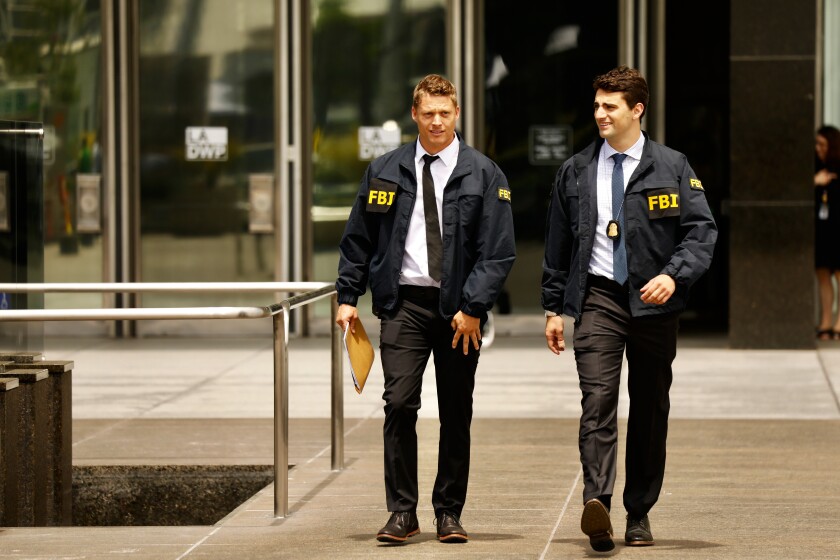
337, 293, 359, 307
660, 267, 681, 285
460, 302, 487, 318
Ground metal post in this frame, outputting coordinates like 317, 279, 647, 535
651, 0, 666, 143
618, 0, 635, 68
330, 295, 344, 471
637, 0, 648, 88
448, 0, 463, 101
273, 304, 290, 518
275, 0, 290, 289
101, 0, 118, 334
463, 0, 477, 145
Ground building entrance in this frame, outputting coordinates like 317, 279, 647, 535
0, 0, 729, 336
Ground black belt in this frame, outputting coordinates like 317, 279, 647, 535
587, 273, 627, 293
399, 284, 440, 303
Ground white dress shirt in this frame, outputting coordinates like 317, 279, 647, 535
400, 136, 460, 287
588, 134, 645, 281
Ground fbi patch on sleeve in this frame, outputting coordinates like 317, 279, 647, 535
689, 178, 704, 191
498, 187, 511, 202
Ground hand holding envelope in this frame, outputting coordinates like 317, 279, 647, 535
343, 317, 374, 394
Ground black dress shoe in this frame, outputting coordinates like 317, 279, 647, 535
580, 498, 614, 552
625, 514, 654, 546
376, 511, 420, 543
435, 511, 468, 543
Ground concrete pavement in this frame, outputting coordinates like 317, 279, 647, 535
1, 316, 840, 558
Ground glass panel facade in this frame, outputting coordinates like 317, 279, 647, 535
0, 0, 740, 336
0, 0, 104, 320
310, 0, 447, 315
137, 0, 276, 331
482, 1, 617, 312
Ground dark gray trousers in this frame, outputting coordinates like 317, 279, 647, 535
378, 288, 479, 517
573, 274, 678, 518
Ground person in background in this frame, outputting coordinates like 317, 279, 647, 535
542, 66, 717, 552
814, 125, 840, 340
335, 74, 515, 544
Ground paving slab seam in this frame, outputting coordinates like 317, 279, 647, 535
137, 344, 273, 418
189, 413, 381, 546
538, 469, 581, 560
816, 349, 840, 413
72, 417, 133, 448
174, 526, 221, 560
298, 412, 379, 469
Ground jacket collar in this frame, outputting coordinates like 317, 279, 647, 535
575, 132, 656, 187
397, 131, 472, 187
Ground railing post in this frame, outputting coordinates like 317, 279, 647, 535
330, 294, 344, 471
272, 303, 290, 518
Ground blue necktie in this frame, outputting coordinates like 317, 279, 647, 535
611, 153, 628, 285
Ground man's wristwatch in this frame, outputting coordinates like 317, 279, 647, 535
544, 310, 558, 318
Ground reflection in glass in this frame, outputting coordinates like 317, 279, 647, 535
483, 0, 617, 312
0, 0, 104, 318
0, 120, 44, 351
137, 0, 275, 330
311, 0, 447, 299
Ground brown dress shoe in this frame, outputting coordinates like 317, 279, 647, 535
625, 514, 654, 546
435, 511, 469, 543
376, 511, 420, 543
581, 498, 614, 552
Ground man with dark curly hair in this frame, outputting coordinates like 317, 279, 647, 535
542, 66, 717, 552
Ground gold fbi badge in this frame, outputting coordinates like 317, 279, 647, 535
498, 188, 511, 202
689, 178, 704, 191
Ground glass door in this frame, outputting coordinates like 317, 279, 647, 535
135, 0, 276, 335
480, 0, 618, 313
0, 0, 107, 334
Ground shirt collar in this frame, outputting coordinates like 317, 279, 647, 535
601, 133, 645, 162
415, 135, 460, 168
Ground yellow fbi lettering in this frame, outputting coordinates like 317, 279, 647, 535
368, 190, 396, 206
648, 193, 679, 211
646, 188, 680, 218
498, 188, 511, 202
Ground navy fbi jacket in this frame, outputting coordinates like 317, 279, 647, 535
336, 139, 516, 320
542, 134, 717, 320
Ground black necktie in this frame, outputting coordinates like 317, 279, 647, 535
422, 154, 442, 281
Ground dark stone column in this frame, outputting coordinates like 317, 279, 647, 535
13, 360, 74, 525
729, 0, 817, 348
0, 376, 21, 526
1, 369, 50, 526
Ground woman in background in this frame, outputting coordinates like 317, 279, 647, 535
815, 125, 840, 340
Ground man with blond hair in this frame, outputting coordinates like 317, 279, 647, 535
336, 74, 515, 543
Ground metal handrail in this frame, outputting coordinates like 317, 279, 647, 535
0, 281, 328, 293
0, 128, 44, 137
0, 282, 342, 519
